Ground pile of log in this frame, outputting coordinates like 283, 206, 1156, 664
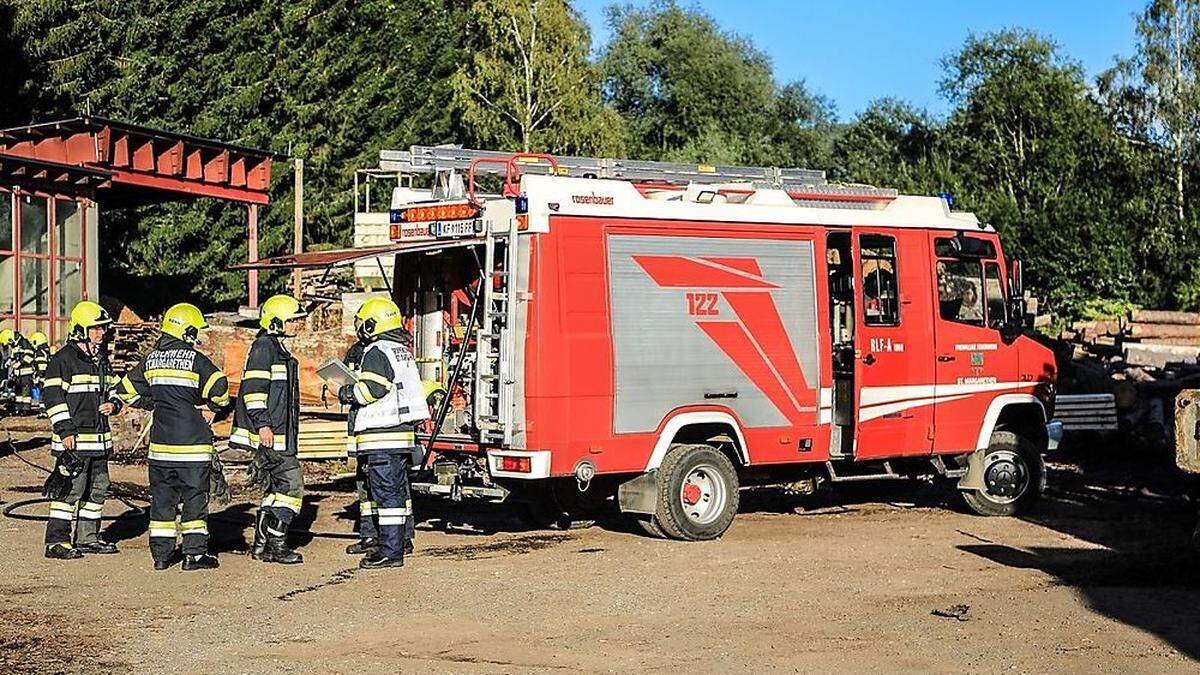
301, 267, 356, 304
1056, 309, 1200, 450
1061, 309, 1200, 370
108, 323, 157, 374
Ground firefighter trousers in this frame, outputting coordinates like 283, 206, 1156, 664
257, 452, 304, 536
363, 451, 412, 559
355, 458, 415, 544
355, 461, 378, 541
148, 462, 210, 561
14, 374, 33, 413
44, 457, 109, 547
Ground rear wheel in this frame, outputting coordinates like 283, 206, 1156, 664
962, 430, 1045, 517
648, 444, 739, 541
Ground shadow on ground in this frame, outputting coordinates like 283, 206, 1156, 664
959, 451, 1200, 660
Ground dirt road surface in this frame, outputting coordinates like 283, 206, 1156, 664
2, 435, 1198, 674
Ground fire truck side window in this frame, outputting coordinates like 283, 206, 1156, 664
984, 262, 1007, 326
859, 235, 900, 326
937, 260, 985, 325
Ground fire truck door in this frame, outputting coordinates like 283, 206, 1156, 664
853, 230, 936, 458
930, 234, 1019, 453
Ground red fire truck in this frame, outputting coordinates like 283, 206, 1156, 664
272, 147, 1060, 541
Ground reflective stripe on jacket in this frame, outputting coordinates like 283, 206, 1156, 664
118, 335, 230, 464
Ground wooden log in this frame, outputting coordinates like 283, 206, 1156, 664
1124, 342, 1200, 369
1130, 309, 1200, 325
1072, 320, 1122, 336
1128, 323, 1200, 338
1140, 337, 1200, 346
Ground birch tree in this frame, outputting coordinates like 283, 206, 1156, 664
1127, 0, 1200, 223
451, 0, 623, 154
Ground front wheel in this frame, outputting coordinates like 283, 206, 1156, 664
962, 430, 1046, 517
647, 444, 739, 541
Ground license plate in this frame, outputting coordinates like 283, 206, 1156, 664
432, 220, 478, 238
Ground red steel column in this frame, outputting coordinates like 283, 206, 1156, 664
248, 203, 259, 309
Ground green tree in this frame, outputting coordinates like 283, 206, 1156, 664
2, 0, 471, 309
1123, 0, 1200, 224
451, 0, 623, 154
831, 99, 949, 193
939, 30, 1146, 314
600, 1, 832, 167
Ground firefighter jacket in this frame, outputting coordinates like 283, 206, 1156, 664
9, 338, 35, 378
118, 335, 231, 464
33, 345, 50, 382
43, 342, 122, 457
229, 331, 300, 455
339, 329, 428, 454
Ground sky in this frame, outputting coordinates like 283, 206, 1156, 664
575, 0, 1145, 121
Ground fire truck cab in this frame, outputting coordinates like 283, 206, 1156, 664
349, 148, 1058, 540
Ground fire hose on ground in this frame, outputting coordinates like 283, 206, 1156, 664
0, 430, 358, 539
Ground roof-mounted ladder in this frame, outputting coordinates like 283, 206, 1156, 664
378, 145, 898, 206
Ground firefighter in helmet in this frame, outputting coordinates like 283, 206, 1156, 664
338, 297, 429, 569
230, 294, 308, 565
342, 337, 378, 556
0, 328, 15, 406
41, 301, 123, 559
9, 330, 36, 414
118, 303, 230, 571
29, 331, 50, 413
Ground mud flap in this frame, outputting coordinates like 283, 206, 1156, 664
957, 450, 986, 491
1175, 390, 1200, 474
617, 471, 659, 515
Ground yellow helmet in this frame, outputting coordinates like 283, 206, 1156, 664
0, 328, 13, 346
161, 302, 208, 344
355, 297, 404, 339
259, 295, 308, 334
29, 331, 48, 348
68, 301, 113, 340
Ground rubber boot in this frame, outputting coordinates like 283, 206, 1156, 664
182, 553, 219, 571
76, 540, 119, 554
261, 537, 303, 565
359, 551, 404, 569
346, 537, 378, 555
250, 510, 268, 560
44, 543, 83, 560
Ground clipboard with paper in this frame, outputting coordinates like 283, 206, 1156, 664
317, 359, 357, 388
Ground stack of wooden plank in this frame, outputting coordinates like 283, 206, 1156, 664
109, 323, 157, 374
295, 418, 350, 460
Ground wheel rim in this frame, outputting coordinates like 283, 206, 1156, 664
679, 463, 728, 526
981, 449, 1029, 504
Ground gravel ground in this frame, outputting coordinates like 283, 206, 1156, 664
1, 432, 1198, 674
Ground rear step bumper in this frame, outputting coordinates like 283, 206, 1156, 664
412, 481, 508, 501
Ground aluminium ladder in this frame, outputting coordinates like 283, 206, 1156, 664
472, 213, 519, 445
378, 145, 897, 201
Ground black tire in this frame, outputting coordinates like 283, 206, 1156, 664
962, 430, 1046, 517
649, 444, 739, 541
635, 516, 666, 538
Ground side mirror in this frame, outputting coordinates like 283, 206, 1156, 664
1009, 259, 1024, 298
1006, 259, 1030, 330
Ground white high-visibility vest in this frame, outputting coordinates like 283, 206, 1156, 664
353, 339, 429, 432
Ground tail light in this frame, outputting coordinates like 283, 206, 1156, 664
498, 456, 532, 473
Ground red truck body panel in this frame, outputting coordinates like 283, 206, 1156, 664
521, 213, 1055, 479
